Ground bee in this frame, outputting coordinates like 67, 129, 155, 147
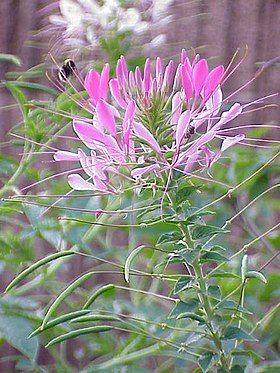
57, 59, 77, 83
185, 122, 195, 140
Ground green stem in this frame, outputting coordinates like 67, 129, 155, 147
168, 190, 229, 370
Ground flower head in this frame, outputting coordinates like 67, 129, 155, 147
54, 49, 247, 193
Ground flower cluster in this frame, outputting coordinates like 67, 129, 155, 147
54, 49, 245, 193
48, 0, 173, 56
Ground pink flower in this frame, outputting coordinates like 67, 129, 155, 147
53, 50, 247, 192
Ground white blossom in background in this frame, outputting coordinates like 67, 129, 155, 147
48, 0, 173, 56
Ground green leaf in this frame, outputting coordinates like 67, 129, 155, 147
5, 82, 28, 119
0, 315, 38, 362
176, 312, 205, 323
198, 352, 215, 372
230, 365, 245, 373
0, 206, 23, 214
157, 231, 182, 245
0, 53, 21, 65
200, 251, 228, 263
124, 245, 146, 283
190, 224, 229, 240
222, 326, 256, 341
245, 270, 267, 284
219, 300, 252, 315
40, 229, 62, 250
169, 299, 200, 318
208, 270, 240, 279
176, 185, 199, 205
173, 276, 195, 294
45, 326, 112, 348
208, 285, 221, 300
5, 81, 58, 96
232, 349, 263, 360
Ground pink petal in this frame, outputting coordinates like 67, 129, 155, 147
78, 149, 93, 177
171, 91, 183, 125
177, 130, 216, 166
135, 66, 142, 87
176, 110, 191, 147
100, 63, 110, 100
143, 58, 151, 94
131, 164, 160, 178
213, 103, 242, 130
96, 99, 117, 138
109, 79, 127, 109
120, 56, 128, 83
129, 71, 135, 89
162, 60, 174, 91
116, 59, 125, 87
84, 69, 100, 106
68, 174, 96, 191
220, 134, 245, 152
181, 49, 187, 64
73, 119, 106, 148
212, 134, 245, 165
54, 151, 79, 162
173, 63, 182, 90
203, 65, 224, 99
205, 85, 223, 120
133, 122, 161, 154
193, 59, 209, 97
156, 57, 162, 87
91, 151, 107, 180
181, 65, 193, 100
183, 151, 201, 174
93, 175, 108, 192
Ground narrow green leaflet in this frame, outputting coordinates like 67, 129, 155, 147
198, 351, 215, 372
173, 276, 194, 294
175, 185, 199, 205
190, 224, 229, 240
0, 53, 21, 65
222, 326, 256, 341
200, 251, 228, 263
169, 299, 200, 318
